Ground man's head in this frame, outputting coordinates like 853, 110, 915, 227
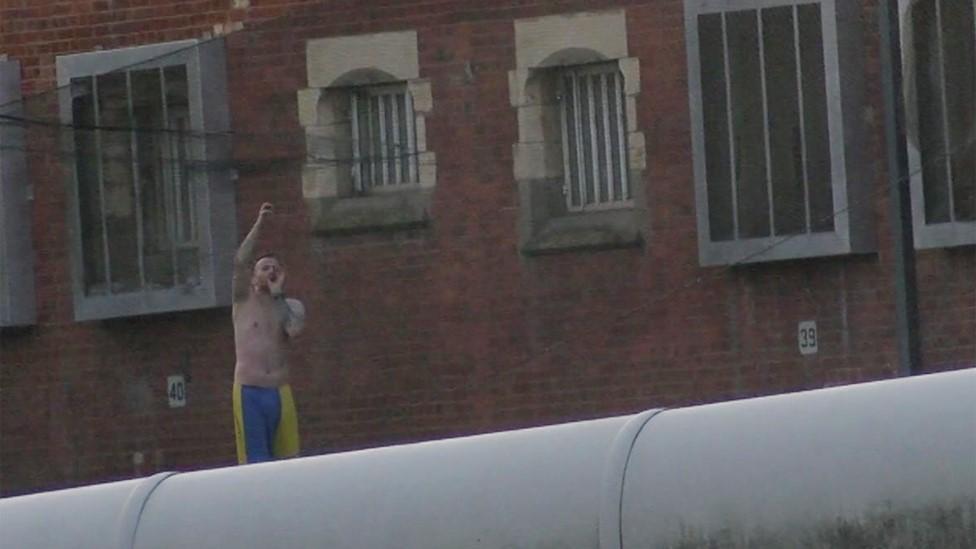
251, 253, 284, 292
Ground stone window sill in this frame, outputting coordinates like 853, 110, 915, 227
306, 186, 432, 235
522, 208, 642, 255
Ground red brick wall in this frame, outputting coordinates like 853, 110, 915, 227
1, 0, 973, 496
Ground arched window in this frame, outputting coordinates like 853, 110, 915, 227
298, 31, 435, 234
510, 10, 647, 255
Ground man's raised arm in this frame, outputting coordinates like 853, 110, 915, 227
233, 203, 272, 302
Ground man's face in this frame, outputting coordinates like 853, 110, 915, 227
252, 256, 283, 291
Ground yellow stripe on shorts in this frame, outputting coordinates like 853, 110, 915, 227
273, 384, 300, 459
232, 383, 246, 465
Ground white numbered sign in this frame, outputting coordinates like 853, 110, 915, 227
167, 375, 187, 408
798, 321, 818, 355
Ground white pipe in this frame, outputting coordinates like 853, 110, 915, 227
1, 369, 973, 549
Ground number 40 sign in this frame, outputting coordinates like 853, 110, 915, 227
798, 321, 818, 355
167, 375, 187, 408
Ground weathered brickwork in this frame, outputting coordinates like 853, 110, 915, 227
1, 0, 972, 495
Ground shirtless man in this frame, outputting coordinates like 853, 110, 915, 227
231, 202, 306, 464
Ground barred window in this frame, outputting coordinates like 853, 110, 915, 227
58, 39, 235, 320
71, 66, 199, 296
351, 84, 418, 192
686, 0, 868, 265
698, 4, 833, 241
903, 0, 975, 247
559, 64, 630, 211
1, 58, 35, 327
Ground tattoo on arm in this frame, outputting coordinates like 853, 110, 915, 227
278, 297, 306, 338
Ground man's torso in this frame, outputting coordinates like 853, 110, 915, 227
233, 294, 288, 387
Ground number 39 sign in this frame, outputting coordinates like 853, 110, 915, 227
798, 321, 818, 355
167, 375, 187, 408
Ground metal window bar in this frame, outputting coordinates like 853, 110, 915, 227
612, 70, 629, 202
92, 75, 114, 295
372, 95, 382, 186
572, 73, 587, 207
351, 92, 362, 191
125, 71, 147, 290
598, 74, 610, 202
358, 93, 374, 191
351, 91, 374, 192
391, 93, 401, 184
587, 73, 601, 204
377, 94, 388, 186
172, 112, 194, 245
581, 76, 594, 204
369, 95, 381, 188
171, 118, 184, 243
560, 75, 576, 204
794, 4, 812, 233
159, 67, 179, 288
405, 92, 418, 183
365, 95, 375, 189
757, 10, 776, 235
184, 115, 196, 244
721, 13, 741, 239
601, 73, 614, 203
934, 0, 956, 221
561, 65, 630, 211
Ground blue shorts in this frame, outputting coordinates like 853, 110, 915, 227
232, 383, 300, 464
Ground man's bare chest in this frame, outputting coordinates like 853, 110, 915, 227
234, 300, 284, 339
